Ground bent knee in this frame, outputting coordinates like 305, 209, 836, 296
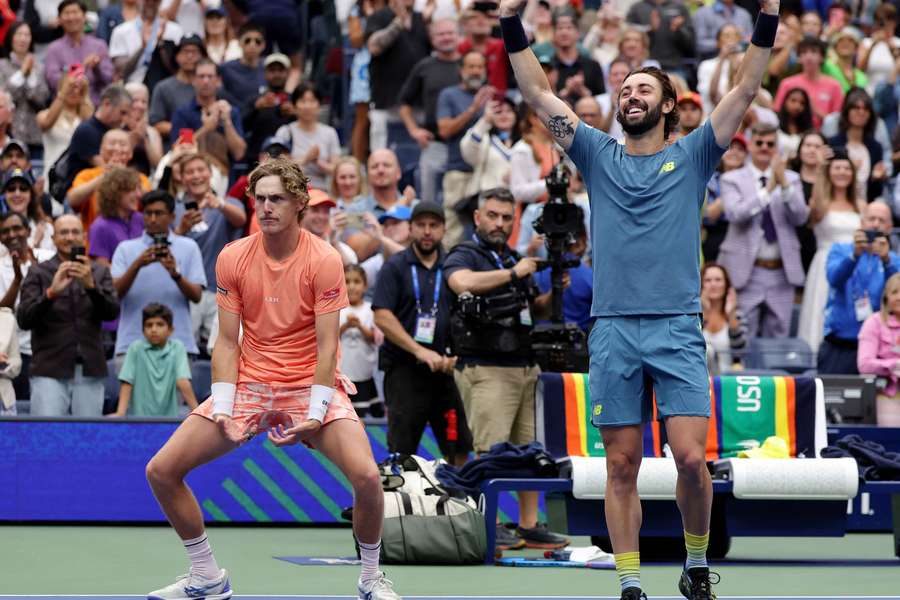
146, 456, 183, 488
352, 467, 383, 496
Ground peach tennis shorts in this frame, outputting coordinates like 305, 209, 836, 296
192, 376, 359, 438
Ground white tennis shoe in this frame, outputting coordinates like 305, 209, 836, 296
147, 569, 232, 600
358, 572, 402, 600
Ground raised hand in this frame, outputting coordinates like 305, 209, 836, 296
499, 0, 528, 17
759, 0, 780, 15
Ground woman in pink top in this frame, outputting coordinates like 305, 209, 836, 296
857, 272, 900, 425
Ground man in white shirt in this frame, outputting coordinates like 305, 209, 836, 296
109, 0, 184, 84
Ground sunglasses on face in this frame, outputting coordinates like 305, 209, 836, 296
242, 37, 264, 46
754, 140, 776, 148
5, 183, 29, 193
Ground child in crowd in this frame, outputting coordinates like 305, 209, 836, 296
858, 273, 900, 426
113, 303, 197, 417
339, 265, 381, 418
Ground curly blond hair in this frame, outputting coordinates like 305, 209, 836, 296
98, 166, 142, 219
248, 158, 311, 223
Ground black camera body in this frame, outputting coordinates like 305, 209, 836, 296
70, 246, 85, 260
865, 229, 887, 243
529, 162, 589, 373
151, 232, 170, 258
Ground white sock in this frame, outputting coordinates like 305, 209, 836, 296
183, 533, 220, 580
358, 540, 381, 583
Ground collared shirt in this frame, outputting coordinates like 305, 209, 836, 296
111, 231, 206, 355
372, 246, 451, 369
119, 337, 191, 416
748, 162, 780, 261
169, 97, 246, 154
16, 254, 120, 378
173, 195, 243, 289
44, 34, 115, 105
824, 243, 900, 340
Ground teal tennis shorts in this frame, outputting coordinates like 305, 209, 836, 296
588, 314, 710, 427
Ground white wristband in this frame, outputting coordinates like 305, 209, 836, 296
308, 384, 334, 423
211, 382, 236, 417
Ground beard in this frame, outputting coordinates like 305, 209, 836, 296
477, 226, 508, 248
616, 99, 663, 137
413, 238, 437, 256
464, 76, 486, 92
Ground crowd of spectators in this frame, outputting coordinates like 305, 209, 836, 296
0, 0, 899, 441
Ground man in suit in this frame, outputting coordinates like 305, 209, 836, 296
719, 122, 810, 338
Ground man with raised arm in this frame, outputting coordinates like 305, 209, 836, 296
498, 1, 780, 599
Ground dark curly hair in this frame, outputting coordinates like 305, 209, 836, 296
618, 66, 680, 139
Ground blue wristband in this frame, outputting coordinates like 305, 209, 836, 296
500, 16, 529, 54
751, 12, 779, 48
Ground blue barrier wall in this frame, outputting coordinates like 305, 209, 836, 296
0, 419, 535, 523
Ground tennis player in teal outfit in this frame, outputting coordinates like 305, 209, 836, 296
498, 0, 781, 598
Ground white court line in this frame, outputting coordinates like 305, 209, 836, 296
0, 594, 900, 600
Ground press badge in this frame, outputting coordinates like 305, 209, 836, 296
414, 315, 437, 344
520, 306, 533, 326
855, 295, 872, 322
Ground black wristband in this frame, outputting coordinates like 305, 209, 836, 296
751, 11, 779, 48
500, 16, 529, 54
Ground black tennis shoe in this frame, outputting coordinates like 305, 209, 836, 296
515, 523, 569, 549
620, 586, 647, 600
678, 566, 720, 600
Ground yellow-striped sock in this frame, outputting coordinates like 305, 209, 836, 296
684, 530, 709, 569
614, 551, 641, 592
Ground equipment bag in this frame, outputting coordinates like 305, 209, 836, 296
362, 454, 487, 564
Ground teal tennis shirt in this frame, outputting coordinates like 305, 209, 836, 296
566, 120, 726, 317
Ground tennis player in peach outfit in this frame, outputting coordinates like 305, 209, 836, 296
144, 159, 401, 600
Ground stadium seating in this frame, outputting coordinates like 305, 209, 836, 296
743, 337, 816, 374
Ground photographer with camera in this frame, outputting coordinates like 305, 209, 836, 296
820, 201, 900, 374
444, 187, 568, 552
111, 190, 205, 372
17, 214, 119, 416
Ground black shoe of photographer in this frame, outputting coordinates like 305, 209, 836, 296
621, 587, 648, 600
516, 523, 569, 549
495, 524, 525, 551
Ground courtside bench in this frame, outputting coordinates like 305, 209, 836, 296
478, 374, 900, 564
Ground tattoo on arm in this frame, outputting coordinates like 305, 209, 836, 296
369, 19, 403, 54
547, 115, 575, 140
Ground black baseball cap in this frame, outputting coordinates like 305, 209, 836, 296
411, 201, 444, 223
178, 34, 206, 55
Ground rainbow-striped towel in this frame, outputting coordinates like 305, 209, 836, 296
536, 374, 819, 461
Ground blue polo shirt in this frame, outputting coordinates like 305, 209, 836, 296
824, 243, 900, 340
567, 120, 725, 317
111, 231, 206, 355
169, 98, 245, 148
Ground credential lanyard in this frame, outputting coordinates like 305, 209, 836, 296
411, 265, 441, 316
472, 234, 506, 269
